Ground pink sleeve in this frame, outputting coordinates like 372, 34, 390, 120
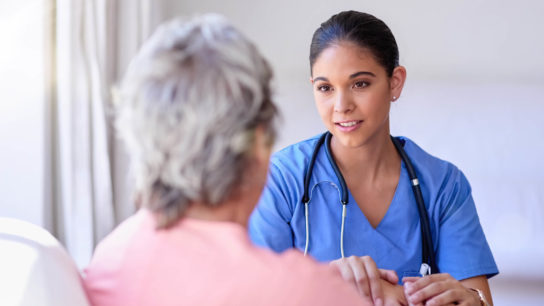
279, 251, 368, 306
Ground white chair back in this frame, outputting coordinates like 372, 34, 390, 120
0, 218, 90, 306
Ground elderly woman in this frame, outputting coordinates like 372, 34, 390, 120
83, 15, 370, 306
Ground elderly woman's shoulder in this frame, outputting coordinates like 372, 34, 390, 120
248, 247, 366, 305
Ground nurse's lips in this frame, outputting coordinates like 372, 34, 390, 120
335, 120, 363, 132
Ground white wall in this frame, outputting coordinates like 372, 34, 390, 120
157, 0, 544, 304
158, 0, 544, 148
0, 0, 44, 226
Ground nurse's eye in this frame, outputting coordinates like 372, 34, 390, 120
317, 84, 332, 92
353, 81, 369, 89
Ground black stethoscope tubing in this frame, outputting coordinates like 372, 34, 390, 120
301, 131, 438, 275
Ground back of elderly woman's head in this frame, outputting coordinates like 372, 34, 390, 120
116, 14, 277, 228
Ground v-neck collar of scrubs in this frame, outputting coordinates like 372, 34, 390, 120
345, 159, 408, 231
314, 138, 409, 233
302, 137, 415, 263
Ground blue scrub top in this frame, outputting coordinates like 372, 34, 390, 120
249, 134, 498, 281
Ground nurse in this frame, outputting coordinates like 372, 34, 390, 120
249, 10, 498, 306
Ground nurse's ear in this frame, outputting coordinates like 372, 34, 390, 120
390, 66, 407, 102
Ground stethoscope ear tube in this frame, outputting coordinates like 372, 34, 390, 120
324, 132, 348, 204
302, 133, 327, 257
302, 132, 349, 258
391, 136, 438, 274
302, 133, 328, 204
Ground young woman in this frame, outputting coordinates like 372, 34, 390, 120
249, 10, 497, 306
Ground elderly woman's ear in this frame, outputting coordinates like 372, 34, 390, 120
253, 125, 272, 167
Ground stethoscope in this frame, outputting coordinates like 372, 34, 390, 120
301, 131, 438, 276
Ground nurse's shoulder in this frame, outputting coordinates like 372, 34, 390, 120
400, 137, 467, 182
270, 133, 323, 173
248, 135, 326, 250
263, 134, 325, 203
399, 136, 473, 214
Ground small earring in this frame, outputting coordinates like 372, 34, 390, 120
392, 96, 397, 101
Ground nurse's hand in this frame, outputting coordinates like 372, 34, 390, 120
403, 274, 482, 306
330, 255, 399, 306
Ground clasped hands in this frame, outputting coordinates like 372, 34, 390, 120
330, 256, 482, 306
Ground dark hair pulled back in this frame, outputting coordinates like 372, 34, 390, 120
310, 11, 399, 76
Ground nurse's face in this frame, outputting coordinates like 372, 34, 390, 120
311, 41, 405, 148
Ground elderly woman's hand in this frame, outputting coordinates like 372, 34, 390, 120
382, 280, 409, 306
330, 255, 399, 306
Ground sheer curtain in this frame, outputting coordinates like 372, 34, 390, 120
44, 0, 156, 268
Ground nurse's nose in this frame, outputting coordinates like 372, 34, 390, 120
334, 92, 354, 113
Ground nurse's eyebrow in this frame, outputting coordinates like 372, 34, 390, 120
349, 71, 376, 78
312, 71, 376, 83
312, 76, 328, 82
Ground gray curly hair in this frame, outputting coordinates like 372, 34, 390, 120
115, 14, 277, 228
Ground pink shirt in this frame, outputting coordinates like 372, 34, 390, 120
84, 209, 366, 306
